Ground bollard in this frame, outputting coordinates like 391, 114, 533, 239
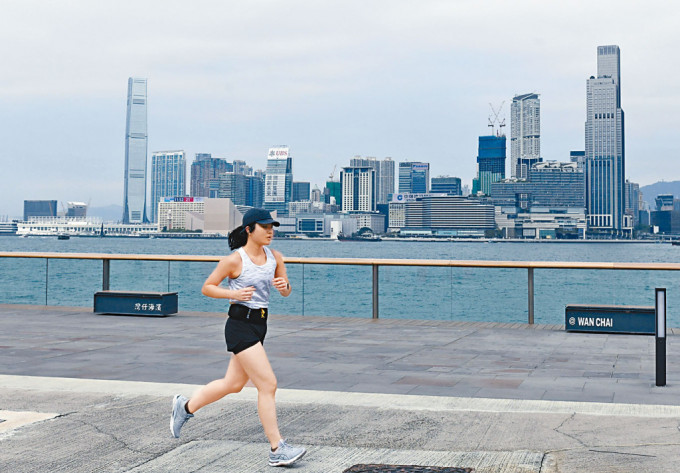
655, 288, 666, 387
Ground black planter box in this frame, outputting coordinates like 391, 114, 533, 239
94, 291, 178, 317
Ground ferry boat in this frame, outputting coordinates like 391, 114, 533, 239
0, 221, 18, 236
337, 233, 382, 242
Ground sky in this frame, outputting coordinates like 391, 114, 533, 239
1, 0, 679, 218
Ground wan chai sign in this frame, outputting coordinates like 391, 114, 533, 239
565, 304, 655, 335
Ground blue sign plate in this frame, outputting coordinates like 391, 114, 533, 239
565, 305, 655, 335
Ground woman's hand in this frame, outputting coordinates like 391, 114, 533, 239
272, 277, 290, 295
232, 286, 256, 302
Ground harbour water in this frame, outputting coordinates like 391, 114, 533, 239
2, 237, 680, 326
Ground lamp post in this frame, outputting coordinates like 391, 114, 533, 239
655, 288, 666, 387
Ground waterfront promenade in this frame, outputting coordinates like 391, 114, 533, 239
2, 304, 680, 472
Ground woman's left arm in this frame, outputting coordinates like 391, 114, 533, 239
272, 250, 292, 297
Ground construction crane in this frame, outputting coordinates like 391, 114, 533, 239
488, 101, 506, 136
328, 164, 337, 181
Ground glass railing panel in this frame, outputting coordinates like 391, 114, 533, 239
165, 261, 305, 315
378, 266, 527, 322
285, 264, 371, 317
449, 267, 527, 323
109, 260, 171, 294
379, 265, 452, 320
46, 258, 101, 307
534, 269, 680, 327
0, 257, 46, 305
268, 262, 304, 315
167, 261, 221, 313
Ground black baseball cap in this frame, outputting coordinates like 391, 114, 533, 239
242, 208, 280, 227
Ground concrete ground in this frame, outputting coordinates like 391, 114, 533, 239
2, 304, 680, 472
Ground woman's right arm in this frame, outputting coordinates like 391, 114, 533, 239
201, 254, 255, 301
201, 256, 236, 299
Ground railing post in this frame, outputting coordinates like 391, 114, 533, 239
372, 264, 379, 319
103, 259, 110, 291
301, 263, 305, 316
528, 267, 534, 324
45, 258, 49, 305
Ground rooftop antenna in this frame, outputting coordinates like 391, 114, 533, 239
488, 101, 506, 136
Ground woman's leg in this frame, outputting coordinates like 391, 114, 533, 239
234, 343, 281, 449
186, 354, 249, 413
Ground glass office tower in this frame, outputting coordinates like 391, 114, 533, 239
585, 45, 625, 231
122, 77, 149, 223
398, 162, 430, 194
292, 182, 311, 202
476, 135, 506, 195
431, 176, 462, 196
23, 200, 58, 221
264, 146, 293, 216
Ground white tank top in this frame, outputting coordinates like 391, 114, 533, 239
228, 247, 277, 309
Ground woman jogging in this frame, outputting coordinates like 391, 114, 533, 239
170, 208, 306, 467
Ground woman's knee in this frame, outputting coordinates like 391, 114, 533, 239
222, 378, 247, 394
258, 376, 277, 395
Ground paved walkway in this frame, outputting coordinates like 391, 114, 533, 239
2, 305, 680, 472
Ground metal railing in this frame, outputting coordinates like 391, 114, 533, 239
4, 251, 680, 323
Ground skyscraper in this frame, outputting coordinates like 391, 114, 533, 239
292, 182, 311, 202
150, 151, 186, 222
511, 93, 541, 179
340, 166, 376, 212
190, 154, 232, 198
232, 160, 253, 176
246, 175, 265, 208
585, 45, 625, 231
264, 146, 293, 215
475, 135, 506, 195
379, 158, 395, 203
625, 179, 641, 225
398, 162, 430, 194
325, 180, 342, 207
218, 172, 247, 205
122, 77, 149, 224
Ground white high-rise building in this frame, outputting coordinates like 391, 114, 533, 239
150, 151, 186, 223
510, 93, 541, 179
340, 166, 376, 212
585, 45, 625, 231
349, 156, 395, 204
122, 77, 148, 223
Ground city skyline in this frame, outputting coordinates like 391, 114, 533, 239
1, 1, 679, 217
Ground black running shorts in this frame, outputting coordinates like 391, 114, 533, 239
224, 317, 267, 354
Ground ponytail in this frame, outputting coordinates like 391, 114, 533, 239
228, 223, 256, 250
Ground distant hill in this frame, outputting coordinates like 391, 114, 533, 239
88, 204, 123, 222
640, 181, 680, 208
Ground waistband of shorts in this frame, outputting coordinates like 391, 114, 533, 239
228, 304, 268, 323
